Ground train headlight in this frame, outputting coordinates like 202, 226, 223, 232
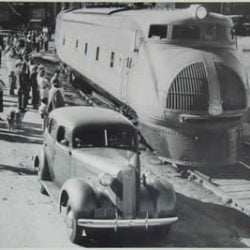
190, 5, 208, 20
196, 6, 208, 20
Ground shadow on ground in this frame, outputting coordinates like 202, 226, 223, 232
0, 128, 42, 144
0, 164, 36, 176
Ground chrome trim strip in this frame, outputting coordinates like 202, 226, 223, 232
77, 217, 178, 228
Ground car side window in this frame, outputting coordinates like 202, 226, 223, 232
48, 119, 57, 139
57, 126, 70, 147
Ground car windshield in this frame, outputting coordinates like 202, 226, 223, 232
73, 128, 136, 150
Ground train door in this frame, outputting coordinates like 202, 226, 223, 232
121, 57, 130, 102
121, 30, 140, 103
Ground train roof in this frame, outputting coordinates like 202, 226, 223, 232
49, 106, 135, 132
61, 6, 233, 28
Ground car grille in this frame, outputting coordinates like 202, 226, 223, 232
116, 168, 137, 219
166, 62, 209, 111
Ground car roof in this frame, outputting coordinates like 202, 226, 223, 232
49, 106, 135, 131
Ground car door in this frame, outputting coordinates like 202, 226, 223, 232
44, 118, 57, 179
53, 125, 72, 186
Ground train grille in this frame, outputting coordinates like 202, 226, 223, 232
215, 63, 247, 110
116, 168, 137, 219
166, 62, 209, 111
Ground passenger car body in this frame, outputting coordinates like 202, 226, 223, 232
36, 106, 177, 243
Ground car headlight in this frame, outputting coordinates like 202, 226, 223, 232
100, 173, 115, 187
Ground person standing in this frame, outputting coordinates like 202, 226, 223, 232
30, 66, 39, 109
35, 34, 40, 52
44, 33, 49, 52
0, 79, 5, 114
37, 69, 50, 104
50, 70, 61, 87
8, 70, 16, 96
39, 33, 44, 51
19, 61, 30, 110
39, 97, 48, 131
47, 78, 65, 113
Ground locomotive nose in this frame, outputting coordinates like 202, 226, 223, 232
149, 50, 248, 166
166, 52, 247, 117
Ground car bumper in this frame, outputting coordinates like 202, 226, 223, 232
78, 216, 178, 230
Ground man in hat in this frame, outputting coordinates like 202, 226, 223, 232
30, 65, 39, 109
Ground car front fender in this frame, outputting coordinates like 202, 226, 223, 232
139, 178, 176, 218
59, 178, 97, 218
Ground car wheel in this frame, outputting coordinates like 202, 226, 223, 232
65, 203, 82, 244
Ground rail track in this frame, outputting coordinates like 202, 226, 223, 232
70, 77, 250, 217
183, 161, 250, 216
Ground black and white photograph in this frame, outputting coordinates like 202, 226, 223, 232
0, 1, 249, 248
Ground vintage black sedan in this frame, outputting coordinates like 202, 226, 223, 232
34, 106, 177, 243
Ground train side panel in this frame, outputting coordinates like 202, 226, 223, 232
56, 17, 136, 102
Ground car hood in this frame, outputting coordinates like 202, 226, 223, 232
73, 148, 139, 176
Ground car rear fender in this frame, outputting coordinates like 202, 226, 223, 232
59, 178, 97, 218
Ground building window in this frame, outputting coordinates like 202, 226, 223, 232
75, 39, 78, 49
96, 47, 100, 61
63, 36, 65, 45
110, 52, 115, 68
84, 43, 88, 55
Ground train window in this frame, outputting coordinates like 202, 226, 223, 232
75, 39, 78, 49
204, 24, 234, 41
172, 25, 200, 40
148, 25, 168, 39
84, 43, 88, 55
110, 52, 115, 68
96, 46, 100, 61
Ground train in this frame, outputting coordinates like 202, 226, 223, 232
55, 4, 249, 167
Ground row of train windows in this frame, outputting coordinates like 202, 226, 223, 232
63, 37, 115, 68
148, 24, 234, 41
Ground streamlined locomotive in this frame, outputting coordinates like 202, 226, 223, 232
55, 5, 249, 167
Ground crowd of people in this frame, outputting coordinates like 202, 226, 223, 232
0, 29, 65, 130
